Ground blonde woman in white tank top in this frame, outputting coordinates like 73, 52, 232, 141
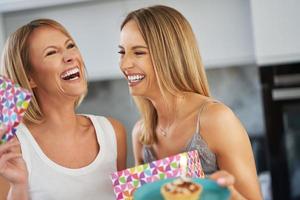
0, 19, 126, 200
119, 5, 262, 200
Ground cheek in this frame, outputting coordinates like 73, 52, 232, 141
145, 61, 156, 77
75, 50, 82, 59
32, 61, 60, 79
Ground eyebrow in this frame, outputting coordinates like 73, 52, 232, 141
43, 38, 72, 53
118, 45, 148, 50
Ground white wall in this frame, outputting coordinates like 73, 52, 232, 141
251, 0, 300, 65
123, 0, 255, 68
0, 0, 90, 13
0, 14, 4, 58
2, 0, 255, 80
3, 1, 124, 81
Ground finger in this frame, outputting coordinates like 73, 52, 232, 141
216, 175, 235, 186
9, 140, 22, 154
0, 141, 20, 156
0, 125, 8, 138
209, 170, 235, 187
8, 137, 21, 152
0, 153, 22, 169
8, 136, 19, 144
209, 170, 228, 180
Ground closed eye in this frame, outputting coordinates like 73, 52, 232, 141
45, 50, 57, 57
67, 43, 76, 49
135, 51, 146, 56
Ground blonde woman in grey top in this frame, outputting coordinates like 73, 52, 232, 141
118, 5, 262, 200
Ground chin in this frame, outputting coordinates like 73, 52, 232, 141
65, 84, 87, 98
77, 85, 88, 96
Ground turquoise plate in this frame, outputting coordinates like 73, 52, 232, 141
134, 178, 230, 200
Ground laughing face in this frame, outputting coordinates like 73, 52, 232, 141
27, 26, 87, 101
119, 20, 159, 98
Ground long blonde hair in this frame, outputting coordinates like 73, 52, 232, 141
0, 19, 87, 124
121, 5, 211, 145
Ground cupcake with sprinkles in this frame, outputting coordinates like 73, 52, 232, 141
161, 177, 203, 200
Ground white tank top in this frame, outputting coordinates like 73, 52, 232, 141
16, 115, 117, 200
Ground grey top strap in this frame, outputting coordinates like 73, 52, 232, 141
196, 99, 219, 133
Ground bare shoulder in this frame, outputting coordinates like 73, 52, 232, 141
107, 117, 126, 141
200, 102, 249, 153
107, 117, 125, 131
107, 117, 127, 170
200, 103, 261, 199
202, 102, 237, 125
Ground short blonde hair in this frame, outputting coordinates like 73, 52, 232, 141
121, 5, 211, 145
0, 19, 87, 124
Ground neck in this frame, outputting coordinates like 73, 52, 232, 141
149, 92, 182, 126
28, 91, 80, 135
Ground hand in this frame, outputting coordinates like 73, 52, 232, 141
209, 170, 247, 200
209, 170, 235, 187
0, 126, 28, 186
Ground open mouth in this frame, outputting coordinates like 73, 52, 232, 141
60, 67, 80, 81
127, 74, 145, 83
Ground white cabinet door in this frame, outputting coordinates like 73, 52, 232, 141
251, 0, 300, 65
0, 14, 5, 57
3, 1, 124, 81
2, 0, 257, 80
124, 0, 255, 69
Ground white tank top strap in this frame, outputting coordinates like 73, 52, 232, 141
195, 99, 220, 133
88, 115, 118, 157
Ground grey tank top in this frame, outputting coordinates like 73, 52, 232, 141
143, 101, 219, 175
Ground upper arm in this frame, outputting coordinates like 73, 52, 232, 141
201, 104, 262, 199
107, 117, 127, 171
132, 121, 144, 165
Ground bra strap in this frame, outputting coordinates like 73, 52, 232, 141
195, 100, 219, 133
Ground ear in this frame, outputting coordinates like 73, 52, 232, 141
28, 76, 37, 89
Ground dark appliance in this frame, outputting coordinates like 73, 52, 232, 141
260, 62, 300, 200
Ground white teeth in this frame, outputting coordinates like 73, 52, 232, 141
128, 75, 145, 82
61, 67, 80, 79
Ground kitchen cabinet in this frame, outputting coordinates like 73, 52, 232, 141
1, 0, 255, 80
2, 1, 124, 81
123, 0, 255, 69
250, 0, 300, 65
0, 0, 88, 13
0, 14, 5, 57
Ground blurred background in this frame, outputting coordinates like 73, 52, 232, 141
0, 0, 299, 199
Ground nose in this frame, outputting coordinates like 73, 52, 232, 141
119, 53, 134, 71
63, 51, 75, 63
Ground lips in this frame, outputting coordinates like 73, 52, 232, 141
60, 67, 80, 81
127, 74, 145, 82
126, 73, 145, 86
